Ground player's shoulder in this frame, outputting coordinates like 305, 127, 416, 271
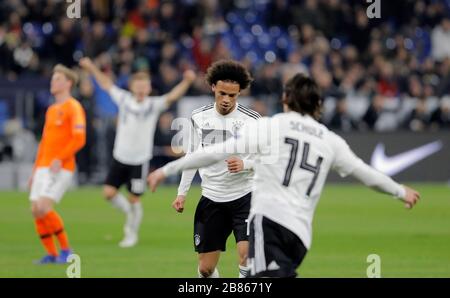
191, 103, 214, 117
65, 97, 85, 113
63, 97, 80, 107
237, 104, 261, 120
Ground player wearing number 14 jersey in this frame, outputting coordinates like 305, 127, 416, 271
148, 73, 421, 278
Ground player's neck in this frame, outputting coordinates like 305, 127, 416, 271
54, 91, 72, 104
215, 102, 237, 116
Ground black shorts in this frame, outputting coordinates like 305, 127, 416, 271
193, 193, 251, 253
248, 215, 307, 278
104, 158, 149, 196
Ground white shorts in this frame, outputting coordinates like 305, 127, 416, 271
29, 167, 74, 203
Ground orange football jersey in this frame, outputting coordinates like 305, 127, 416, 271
34, 97, 86, 172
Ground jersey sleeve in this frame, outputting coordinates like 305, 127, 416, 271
329, 132, 360, 177
151, 96, 168, 114
55, 101, 86, 161
109, 85, 133, 106
330, 132, 406, 199
177, 116, 201, 196
239, 118, 266, 170
33, 138, 44, 170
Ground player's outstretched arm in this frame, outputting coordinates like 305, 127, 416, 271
79, 57, 114, 91
351, 162, 420, 209
147, 150, 228, 192
331, 133, 420, 209
148, 120, 262, 192
163, 70, 196, 106
399, 185, 420, 209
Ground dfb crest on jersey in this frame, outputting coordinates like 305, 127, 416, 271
232, 120, 244, 135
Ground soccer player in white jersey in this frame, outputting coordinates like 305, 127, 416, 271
172, 60, 260, 278
79, 57, 196, 247
148, 73, 420, 277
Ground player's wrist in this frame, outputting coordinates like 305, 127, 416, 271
161, 165, 171, 177
243, 159, 254, 170
395, 185, 407, 200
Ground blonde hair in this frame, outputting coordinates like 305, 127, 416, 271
53, 64, 79, 88
130, 71, 151, 84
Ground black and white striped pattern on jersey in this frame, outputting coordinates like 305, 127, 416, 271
253, 215, 267, 274
120, 103, 155, 124
118, 92, 132, 106
237, 105, 261, 120
192, 103, 214, 116
201, 129, 233, 146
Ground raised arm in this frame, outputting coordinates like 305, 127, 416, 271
350, 161, 419, 209
79, 57, 114, 92
164, 70, 196, 106
331, 133, 420, 209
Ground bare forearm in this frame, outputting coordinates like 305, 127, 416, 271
165, 79, 192, 106
87, 64, 113, 91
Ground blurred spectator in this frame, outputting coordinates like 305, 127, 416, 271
50, 18, 79, 67
252, 63, 282, 96
403, 98, 429, 131
328, 98, 357, 132
292, 0, 325, 31
430, 98, 450, 130
76, 77, 97, 184
151, 112, 184, 173
0, 0, 449, 176
361, 94, 385, 130
4, 118, 37, 162
432, 17, 450, 62
267, 0, 292, 28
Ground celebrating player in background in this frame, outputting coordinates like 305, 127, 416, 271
79, 57, 196, 248
148, 73, 420, 277
172, 60, 260, 278
30, 65, 86, 264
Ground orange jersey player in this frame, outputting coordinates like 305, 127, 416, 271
29, 64, 86, 264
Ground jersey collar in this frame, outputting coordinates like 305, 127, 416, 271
214, 102, 239, 117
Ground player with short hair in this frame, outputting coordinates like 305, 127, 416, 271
30, 64, 86, 264
148, 73, 420, 277
172, 60, 260, 278
79, 57, 196, 248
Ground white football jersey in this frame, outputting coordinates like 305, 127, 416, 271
109, 85, 167, 165
246, 112, 403, 249
163, 111, 405, 249
177, 103, 260, 202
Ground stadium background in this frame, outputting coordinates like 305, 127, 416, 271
0, 0, 449, 277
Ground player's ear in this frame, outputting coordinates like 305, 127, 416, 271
211, 84, 216, 92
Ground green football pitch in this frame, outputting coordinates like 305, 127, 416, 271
0, 184, 449, 278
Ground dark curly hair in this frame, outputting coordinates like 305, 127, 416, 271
283, 74, 322, 119
205, 60, 253, 90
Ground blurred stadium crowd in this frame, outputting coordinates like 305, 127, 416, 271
0, 0, 449, 183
